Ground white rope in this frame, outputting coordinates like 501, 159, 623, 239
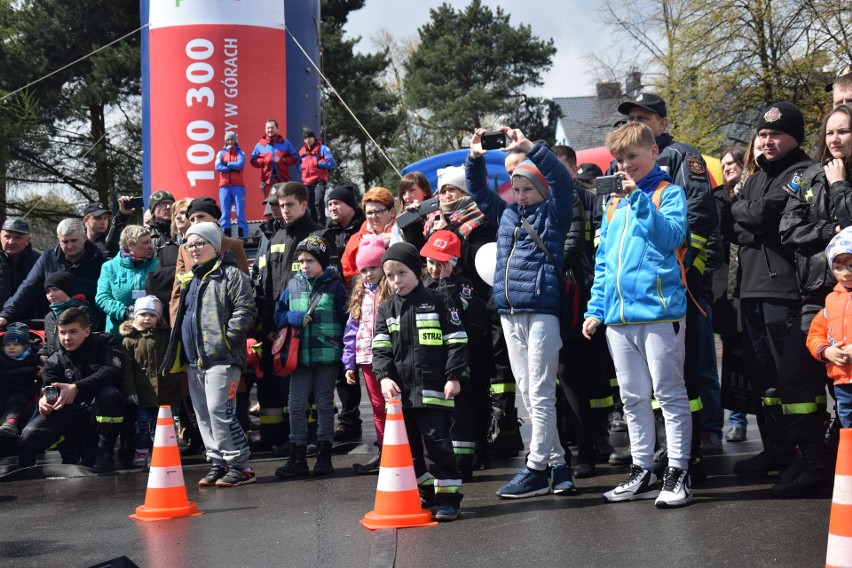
285, 28, 401, 178
0, 24, 149, 105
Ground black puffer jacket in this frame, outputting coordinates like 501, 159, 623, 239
0, 246, 42, 320
780, 162, 852, 297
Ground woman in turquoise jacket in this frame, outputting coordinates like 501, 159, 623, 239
96, 225, 159, 337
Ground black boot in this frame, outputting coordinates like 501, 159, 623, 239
353, 450, 382, 475
313, 441, 333, 475
734, 399, 794, 479
275, 444, 309, 478
771, 442, 833, 498
91, 424, 120, 474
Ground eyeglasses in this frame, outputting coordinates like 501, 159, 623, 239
184, 240, 209, 251
365, 208, 388, 217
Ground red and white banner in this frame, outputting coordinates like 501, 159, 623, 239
146, 0, 287, 220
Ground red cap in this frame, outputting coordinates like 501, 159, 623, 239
420, 230, 461, 262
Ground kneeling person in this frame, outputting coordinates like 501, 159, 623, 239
19, 308, 125, 473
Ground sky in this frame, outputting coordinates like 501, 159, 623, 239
345, 0, 610, 99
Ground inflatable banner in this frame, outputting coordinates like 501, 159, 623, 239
141, 0, 290, 220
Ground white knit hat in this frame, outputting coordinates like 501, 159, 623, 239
437, 165, 468, 194
133, 295, 163, 319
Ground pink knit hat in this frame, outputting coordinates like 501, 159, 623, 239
356, 234, 387, 270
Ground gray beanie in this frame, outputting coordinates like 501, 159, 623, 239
185, 222, 223, 253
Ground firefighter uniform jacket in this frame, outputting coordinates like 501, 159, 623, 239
371, 283, 468, 411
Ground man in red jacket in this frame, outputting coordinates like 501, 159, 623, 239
298, 129, 337, 224
250, 119, 298, 198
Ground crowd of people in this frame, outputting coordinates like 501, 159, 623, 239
1, 73, 851, 522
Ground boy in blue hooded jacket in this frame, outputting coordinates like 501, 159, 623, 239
582, 122, 693, 508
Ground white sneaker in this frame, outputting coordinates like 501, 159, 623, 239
603, 464, 660, 502
655, 466, 693, 508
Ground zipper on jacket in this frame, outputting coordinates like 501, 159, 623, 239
505, 223, 520, 314
657, 276, 667, 309
762, 247, 778, 279
616, 206, 629, 323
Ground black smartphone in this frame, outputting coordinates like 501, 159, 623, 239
596, 175, 623, 194
481, 131, 507, 150
127, 196, 144, 210
396, 197, 441, 229
44, 386, 59, 404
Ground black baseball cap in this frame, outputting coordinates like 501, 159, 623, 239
1, 218, 29, 234
576, 163, 603, 182
618, 93, 667, 118
83, 202, 109, 217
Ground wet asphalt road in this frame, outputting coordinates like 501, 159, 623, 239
0, 399, 834, 568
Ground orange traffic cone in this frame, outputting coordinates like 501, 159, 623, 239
827, 428, 852, 568
130, 406, 203, 522
360, 397, 436, 530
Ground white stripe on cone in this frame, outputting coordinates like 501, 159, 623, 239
382, 418, 409, 446
826, 533, 852, 567
832, 475, 852, 506
376, 465, 417, 493
147, 466, 187, 489
157, 406, 172, 420
153, 422, 178, 448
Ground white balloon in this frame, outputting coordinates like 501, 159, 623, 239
475, 241, 497, 287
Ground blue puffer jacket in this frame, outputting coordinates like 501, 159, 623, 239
585, 165, 688, 326
465, 144, 573, 316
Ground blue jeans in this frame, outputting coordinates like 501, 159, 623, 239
728, 410, 748, 429
134, 407, 158, 449
219, 185, 249, 236
289, 364, 338, 445
835, 384, 852, 429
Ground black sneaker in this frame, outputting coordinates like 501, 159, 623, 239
733, 449, 794, 479
199, 465, 229, 486
332, 427, 361, 442
216, 467, 256, 487
433, 503, 460, 522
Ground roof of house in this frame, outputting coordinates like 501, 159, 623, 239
554, 95, 624, 150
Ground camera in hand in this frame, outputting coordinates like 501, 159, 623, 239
396, 197, 441, 229
596, 175, 623, 194
127, 196, 144, 210
44, 386, 59, 405
481, 131, 507, 151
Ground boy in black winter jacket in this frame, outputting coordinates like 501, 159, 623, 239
19, 307, 125, 473
372, 242, 468, 522
0, 323, 41, 437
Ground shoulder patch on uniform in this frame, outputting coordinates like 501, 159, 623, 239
687, 156, 706, 176
784, 171, 804, 197
460, 283, 473, 299
448, 306, 461, 326
113, 355, 122, 368
65, 368, 74, 380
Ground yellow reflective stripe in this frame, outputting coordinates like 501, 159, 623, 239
763, 397, 782, 407
259, 414, 284, 425
782, 402, 819, 415
445, 331, 468, 344
651, 398, 660, 410
609, 378, 618, 387
692, 255, 706, 274
690, 233, 708, 248
435, 479, 462, 493
257, 256, 267, 269
372, 340, 392, 348
47, 435, 66, 451
491, 383, 515, 394
271, 243, 286, 253
816, 395, 827, 405
96, 416, 124, 423
417, 474, 435, 486
689, 397, 703, 412
416, 320, 441, 328
589, 395, 615, 409
387, 324, 400, 333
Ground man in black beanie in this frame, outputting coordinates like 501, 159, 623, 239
720, 101, 814, 480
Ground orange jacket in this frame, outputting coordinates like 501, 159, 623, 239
807, 282, 852, 385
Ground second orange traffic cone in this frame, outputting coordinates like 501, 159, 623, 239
826, 428, 852, 568
360, 397, 436, 530
130, 406, 203, 522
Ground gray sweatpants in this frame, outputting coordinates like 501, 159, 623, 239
501, 313, 565, 471
605, 322, 692, 470
188, 365, 250, 468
